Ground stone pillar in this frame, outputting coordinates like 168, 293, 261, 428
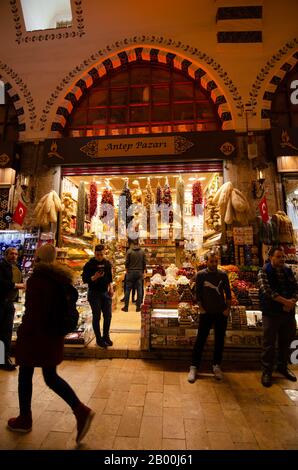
12, 141, 61, 230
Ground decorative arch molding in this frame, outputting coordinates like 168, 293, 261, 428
49, 46, 235, 134
41, 36, 243, 134
247, 37, 298, 128
0, 60, 37, 132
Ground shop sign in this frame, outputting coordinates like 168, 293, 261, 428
44, 131, 237, 166
80, 135, 193, 158
271, 128, 298, 158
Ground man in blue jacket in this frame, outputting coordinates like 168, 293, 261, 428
258, 246, 297, 387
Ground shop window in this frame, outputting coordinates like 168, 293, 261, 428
110, 70, 129, 86
174, 103, 194, 121
152, 105, 171, 122
20, 0, 72, 31
88, 90, 109, 107
152, 86, 170, 103
130, 107, 149, 123
172, 71, 189, 82
173, 83, 194, 100
195, 88, 207, 100
87, 109, 107, 126
110, 108, 127, 124
69, 107, 87, 127
130, 87, 149, 104
130, 67, 151, 84
151, 68, 170, 83
65, 63, 220, 137
111, 89, 128, 106
196, 103, 215, 120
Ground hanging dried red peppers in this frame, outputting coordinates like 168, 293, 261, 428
192, 181, 203, 216
89, 181, 98, 218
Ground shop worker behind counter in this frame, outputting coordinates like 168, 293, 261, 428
82, 244, 114, 348
0, 247, 25, 371
188, 252, 231, 383
258, 246, 297, 388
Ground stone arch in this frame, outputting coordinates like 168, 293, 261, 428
50, 46, 235, 135
247, 38, 298, 128
0, 60, 37, 134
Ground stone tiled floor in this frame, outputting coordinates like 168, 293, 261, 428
1, 359, 298, 450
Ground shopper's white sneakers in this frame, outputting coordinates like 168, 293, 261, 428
213, 364, 223, 380
187, 366, 197, 383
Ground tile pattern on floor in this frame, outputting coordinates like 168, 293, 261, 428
0, 359, 298, 450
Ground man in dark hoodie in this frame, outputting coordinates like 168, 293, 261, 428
122, 238, 146, 312
82, 244, 114, 348
0, 247, 25, 371
188, 252, 231, 383
258, 246, 297, 387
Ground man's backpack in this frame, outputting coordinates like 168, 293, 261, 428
50, 283, 79, 336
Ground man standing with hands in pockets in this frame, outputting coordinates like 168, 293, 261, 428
82, 244, 114, 348
258, 246, 297, 387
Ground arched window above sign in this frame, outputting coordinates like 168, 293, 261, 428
64, 63, 221, 138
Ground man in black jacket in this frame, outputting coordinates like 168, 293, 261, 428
122, 238, 146, 312
0, 247, 25, 370
258, 246, 297, 387
82, 244, 114, 348
188, 252, 231, 383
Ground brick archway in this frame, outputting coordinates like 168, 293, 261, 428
50, 46, 234, 134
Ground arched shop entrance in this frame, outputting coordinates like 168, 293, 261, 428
42, 58, 237, 352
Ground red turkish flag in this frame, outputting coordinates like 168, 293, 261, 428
258, 196, 269, 223
12, 200, 27, 225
